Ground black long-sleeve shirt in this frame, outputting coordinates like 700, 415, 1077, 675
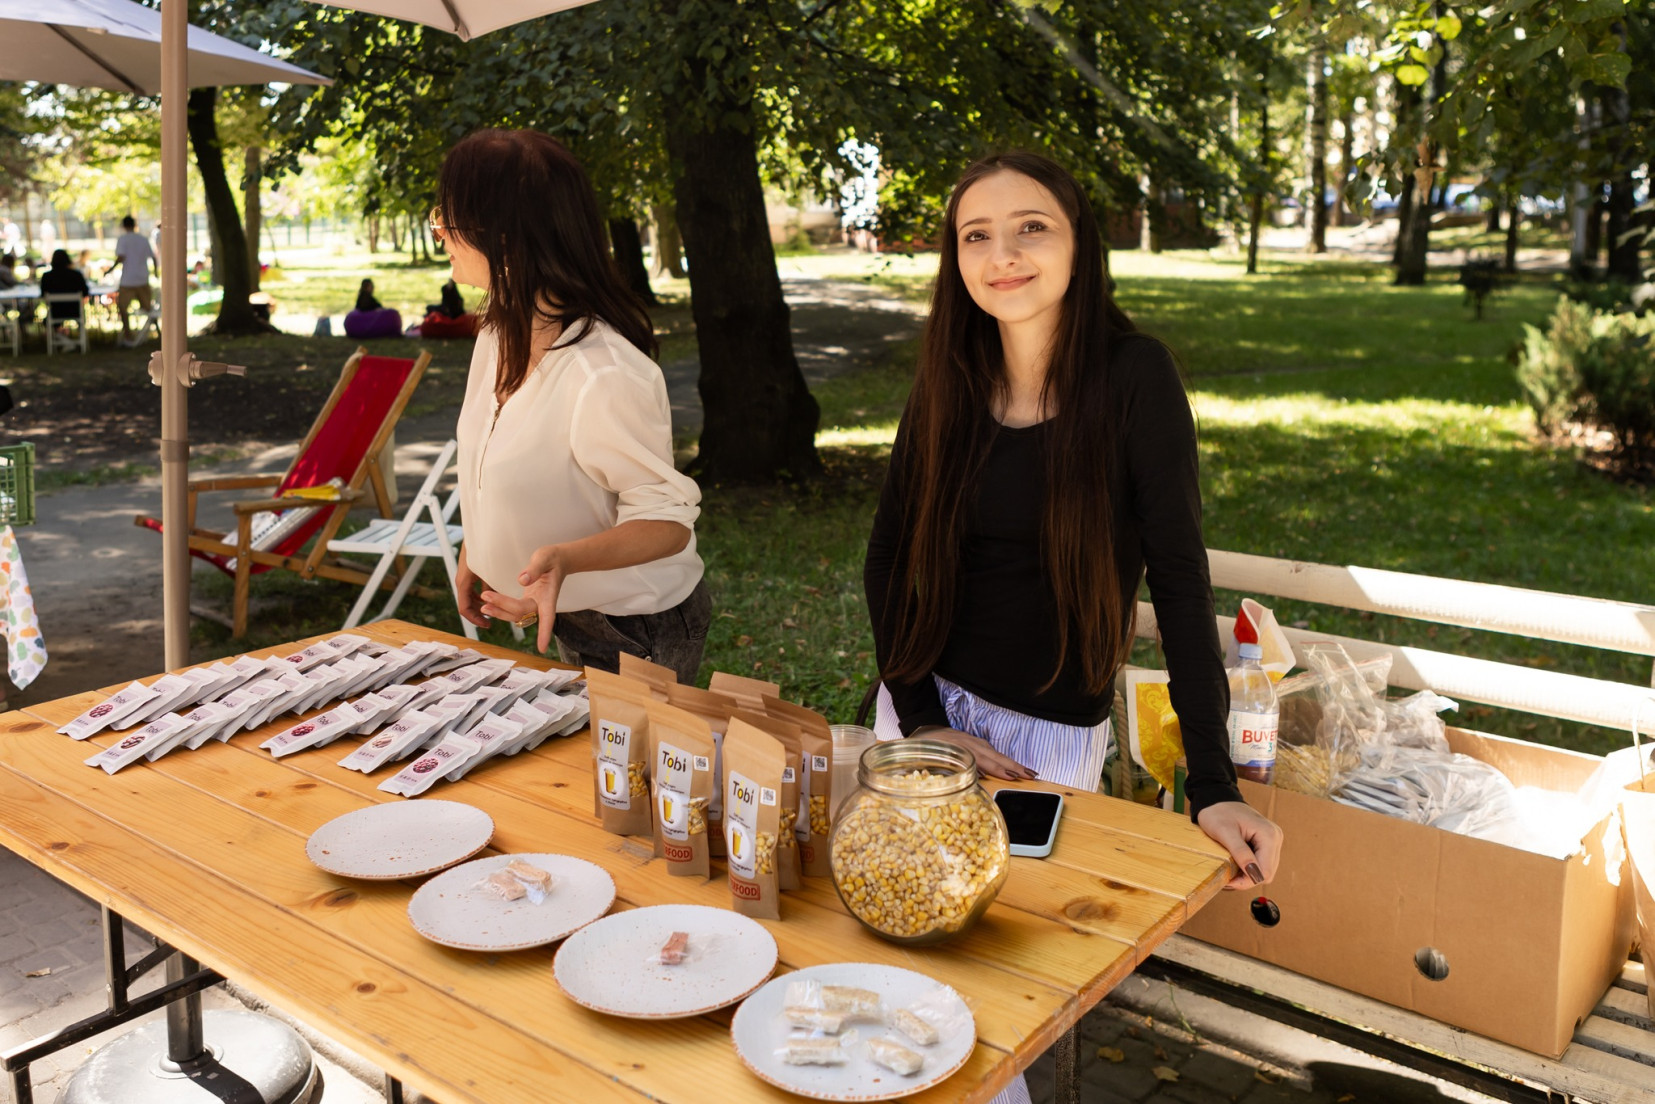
864, 333, 1243, 821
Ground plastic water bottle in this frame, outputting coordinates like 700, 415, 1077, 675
1227, 642, 1278, 785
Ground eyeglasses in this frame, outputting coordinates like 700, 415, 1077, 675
428, 207, 469, 244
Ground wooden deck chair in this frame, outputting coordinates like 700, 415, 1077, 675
328, 439, 472, 638
135, 347, 430, 638
325, 439, 527, 646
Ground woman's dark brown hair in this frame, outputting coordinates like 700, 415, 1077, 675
435, 129, 656, 397
883, 151, 1140, 695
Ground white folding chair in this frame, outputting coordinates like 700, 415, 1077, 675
43, 293, 88, 354
326, 440, 523, 643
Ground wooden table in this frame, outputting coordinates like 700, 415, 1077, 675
0, 621, 1232, 1104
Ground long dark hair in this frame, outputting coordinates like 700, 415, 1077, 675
435, 129, 655, 397
884, 151, 1141, 696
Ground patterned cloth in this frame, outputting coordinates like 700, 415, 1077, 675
874, 676, 1111, 1104
0, 525, 46, 689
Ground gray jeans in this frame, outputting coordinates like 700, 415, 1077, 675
552, 580, 711, 683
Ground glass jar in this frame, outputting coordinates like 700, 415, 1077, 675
829, 739, 1011, 945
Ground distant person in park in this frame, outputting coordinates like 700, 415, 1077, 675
862, 153, 1283, 980
38, 248, 90, 326
342, 277, 402, 339
113, 215, 159, 347
0, 252, 17, 290
436, 127, 708, 678
417, 278, 478, 339
0, 219, 18, 256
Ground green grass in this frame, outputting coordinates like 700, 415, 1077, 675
190, 250, 1654, 755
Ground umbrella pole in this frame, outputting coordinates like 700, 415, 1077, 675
160, 0, 190, 674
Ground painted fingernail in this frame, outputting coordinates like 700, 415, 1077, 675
1246, 863, 1264, 885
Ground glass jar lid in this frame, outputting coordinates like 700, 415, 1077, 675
857, 738, 978, 797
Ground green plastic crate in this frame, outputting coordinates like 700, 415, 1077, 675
0, 443, 35, 526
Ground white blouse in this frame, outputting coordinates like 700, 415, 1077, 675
455, 320, 703, 617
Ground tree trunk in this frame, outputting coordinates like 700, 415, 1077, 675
1246, 52, 1269, 276
1392, 171, 1415, 265
1569, 92, 1598, 279
1504, 193, 1521, 273
651, 202, 687, 278
1306, 44, 1328, 252
187, 87, 267, 335
664, 91, 820, 482
1332, 106, 1354, 228
1605, 172, 1638, 281
367, 213, 379, 253
608, 217, 659, 306
1484, 199, 1502, 234
1139, 175, 1162, 253
244, 145, 262, 293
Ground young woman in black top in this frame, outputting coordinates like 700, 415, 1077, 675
865, 153, 1282, 896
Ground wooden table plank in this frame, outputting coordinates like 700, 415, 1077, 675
0, 759, 634, 1104
3, 621, 1231, 1104
0, 729, 1016, 1103
49, 712, 1082, 1060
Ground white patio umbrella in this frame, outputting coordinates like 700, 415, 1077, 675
303, 0, 599, 41
0, 0, 329, 93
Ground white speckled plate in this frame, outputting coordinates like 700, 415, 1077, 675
730, 962, 976, 1101
407, 853, 616, 952
305, 800, 493, 881
554, 904, 778, 1018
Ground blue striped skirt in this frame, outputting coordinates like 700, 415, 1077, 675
873, 676, 1112, 792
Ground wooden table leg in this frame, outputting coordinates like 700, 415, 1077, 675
1054, 1023, 1079, 1104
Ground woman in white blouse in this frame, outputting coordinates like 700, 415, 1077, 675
436, 129, 709, 680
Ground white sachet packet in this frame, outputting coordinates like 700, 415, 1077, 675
288, 663, 352, 717
423, 647, 486, 675
472, 684, 517, 720
500, 703, 556, 756
175, 665, 233, 711
504, 692, 581, 755
445, 714, 525, 780
365, 645, 431, 690
276, 642, 340, 673
534, 668, 585, 694
378, 734, 481, 796
330, 654, 392, 703
533, 697, 590, 751
251, 672, 314, 729
238, 677, 296, 731
85, 714, 190, 774
179, 701, 240, 751
125, 674, 199, 728
342, 687, 405, 736
263, 708, 361, 758
337, 708, 446, 772
209, 655, 271, 701
140, 711, 209, 761
59, 681, 163, 740
323, 632, 372, 659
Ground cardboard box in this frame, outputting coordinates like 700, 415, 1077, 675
1182, 727, 1634, 1057
1624, 772, 1655, 1021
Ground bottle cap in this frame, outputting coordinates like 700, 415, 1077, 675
1238, 643, 1263, 660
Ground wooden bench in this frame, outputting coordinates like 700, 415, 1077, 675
1132, 549, 1655, 1104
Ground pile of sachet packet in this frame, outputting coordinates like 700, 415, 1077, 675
58, 634, 589, 797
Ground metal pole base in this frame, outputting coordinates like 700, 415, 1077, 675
58, 1010, 317, 1104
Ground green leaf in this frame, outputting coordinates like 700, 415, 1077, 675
1584, 51, 1631, 86
1565, 0, 1624, 23
1396, 63, 1430, 86
1433, 14, 1463, 40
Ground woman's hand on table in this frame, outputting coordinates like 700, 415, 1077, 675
454, 546, 492, 629
1196, 800, 1283, 890
912, 727, 1036, 781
